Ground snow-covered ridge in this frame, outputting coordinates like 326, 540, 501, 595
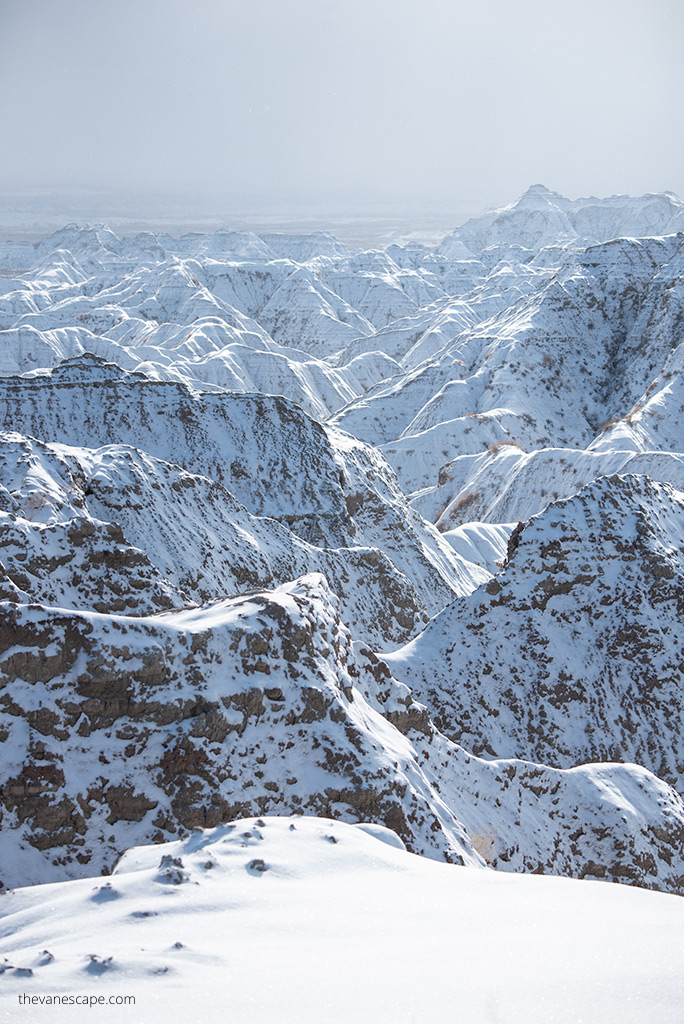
5, 560, 682, 890
439, 184, 684, 254
387, 475, 684, 788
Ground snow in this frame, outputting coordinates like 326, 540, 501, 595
0, 817, 682, 1024
386, 474, 684, 798
441, 520, 515, 572
2, 185, 684, 1017
439, 184, 684, 255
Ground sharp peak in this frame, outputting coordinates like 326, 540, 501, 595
519, 184, 565, 201
524, 184, 557, 195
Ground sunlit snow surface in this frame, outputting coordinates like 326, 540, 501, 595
1, 816, 682, 1024
2, 188, 684, 1021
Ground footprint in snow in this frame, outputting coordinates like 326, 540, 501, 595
86, 955, 114, 975
246, 858, 269, 874
91, 882, 122, 902
242, 829, 263, 840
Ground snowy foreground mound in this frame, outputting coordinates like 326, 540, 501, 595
1, 816, 683, 1024
1, 187, 684, 909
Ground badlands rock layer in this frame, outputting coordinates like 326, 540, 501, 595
1, 186, 683, 893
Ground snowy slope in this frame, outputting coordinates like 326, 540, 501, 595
439, 183, 684, 255
373, 234, 684, 500
0, 358, 485, 636
0, 432, 455, 645
386, 475, 684, 792
4, 565, 682, 890
413, 446, 684, 528
1, 818, 683, 1024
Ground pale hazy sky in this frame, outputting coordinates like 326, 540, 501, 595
1, 0, 683, 209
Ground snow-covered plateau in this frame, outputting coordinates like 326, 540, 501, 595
1, 185, 684, 1019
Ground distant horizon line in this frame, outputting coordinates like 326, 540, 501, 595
1, 182, 680, 200
1, 184, 681, 249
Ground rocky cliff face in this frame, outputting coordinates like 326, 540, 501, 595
0, 574, 474, 884
2, 573, 682, 893
0, 358, 486, 646
387, 475, 684, 789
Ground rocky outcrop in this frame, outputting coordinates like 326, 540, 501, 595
2, 574, 683, 894
0, 576, 473, 884
387, 475, 684, 791
0, 428, 484, 646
